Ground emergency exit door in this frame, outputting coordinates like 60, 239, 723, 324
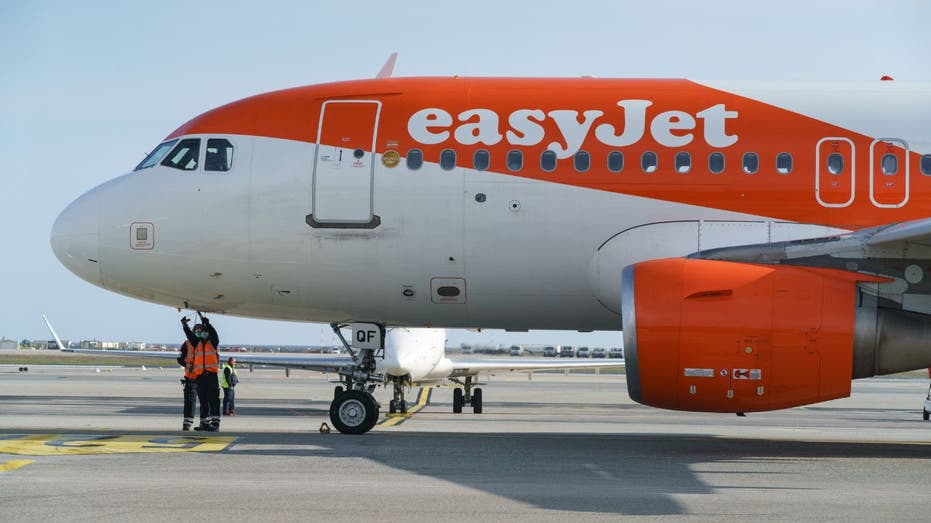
815, 137, 855, 208
307, 100, 381, 228
869, 138, 909, 208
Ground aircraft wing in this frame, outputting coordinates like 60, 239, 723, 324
444, 357, 624, 378
690, 217, 931, 312
44, 314, 354, 372
60, 347, 354, 373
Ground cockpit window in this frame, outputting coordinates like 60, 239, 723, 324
161, 138, 201, 171
205, 138, 234, 172
135, 140, 178, 171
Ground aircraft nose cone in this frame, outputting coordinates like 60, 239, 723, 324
51, 190, 101, 285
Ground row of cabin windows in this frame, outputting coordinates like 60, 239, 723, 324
404, 149, 931, 177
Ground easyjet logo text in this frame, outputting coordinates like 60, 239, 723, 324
407, 101, 738, 159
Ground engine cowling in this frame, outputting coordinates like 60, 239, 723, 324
621, 258, 897, 412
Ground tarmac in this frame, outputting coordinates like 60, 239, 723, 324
1, 364, 930, 521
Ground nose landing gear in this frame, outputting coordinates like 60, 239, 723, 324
327, 323, 385, 435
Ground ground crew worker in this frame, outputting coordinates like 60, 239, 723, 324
221, 357, 239, 416
177, 339, 198, 431
182, 315, 221, 432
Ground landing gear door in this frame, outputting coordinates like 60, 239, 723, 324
308, 100, 381, 228
815, 137, 855, 208
869, 138, 909, 208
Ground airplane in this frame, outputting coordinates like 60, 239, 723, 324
50, 55, 931, 435
43, 316, 622, 434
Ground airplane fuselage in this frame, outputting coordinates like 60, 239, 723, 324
51, 78, 931, 330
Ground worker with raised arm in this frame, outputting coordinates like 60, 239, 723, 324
177, 338, 198, 430
182, 314, 221, 432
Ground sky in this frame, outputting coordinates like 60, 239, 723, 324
2, 0, 929, 347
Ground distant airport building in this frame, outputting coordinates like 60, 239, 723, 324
79, 340, 146, 350
0, 338, 19, 350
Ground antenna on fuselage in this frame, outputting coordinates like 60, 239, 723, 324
376, 52, 398, 79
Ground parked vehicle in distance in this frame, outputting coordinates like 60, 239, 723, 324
608, 347, 624, 358
509, 345, 524, 356
592, 347, 606, 358
560, 346, 575, 357
577, 346, 591, 358
543, 346, 557, 357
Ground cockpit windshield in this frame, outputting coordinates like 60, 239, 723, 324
161, 138, 201, 171
134, 140, 178, 171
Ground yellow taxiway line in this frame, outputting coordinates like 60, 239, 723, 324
0, 459, 35, 472
0, 435, 235, 456
377, 387, 432, 427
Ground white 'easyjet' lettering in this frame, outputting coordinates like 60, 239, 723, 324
407, 101, 739, 156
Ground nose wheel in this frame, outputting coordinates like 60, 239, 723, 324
329, 389, 379, 435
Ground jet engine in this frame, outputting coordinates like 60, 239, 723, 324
621, 258, 931, 412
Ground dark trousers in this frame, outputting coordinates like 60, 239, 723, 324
222, 387, 235, 414
195, 372, 220, 426
183, 378, 198, 424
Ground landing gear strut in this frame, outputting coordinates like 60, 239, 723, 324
327, 323, 384, 434
452, 375, 483, 414
388, 376, 410, 414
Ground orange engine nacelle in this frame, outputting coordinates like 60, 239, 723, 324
621, 258, 884, 412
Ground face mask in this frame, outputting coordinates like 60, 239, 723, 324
196, 331, 208, 340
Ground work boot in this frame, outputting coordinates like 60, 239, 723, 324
182, 423, 191, 431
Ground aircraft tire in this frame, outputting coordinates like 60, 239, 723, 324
472, 388, 483, 414
400, 400, 408, 414
453, 388, 463, 414
924, 409, 929, 421
389, 399, 397, 414
330, 390, 379, 434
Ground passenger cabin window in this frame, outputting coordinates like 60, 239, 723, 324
205, 138, 234, 172
507, 150, 523, 171
135, 140, 178, 171
540, 150, 557, 172
641, 151, 658, 173
881, 154, 898, 175
742, 152, 759, 174
607, 151, 624, 173
440, 149, 457, 171
922, 154, 931, 175
574, 150, 590, 172
406, 149, 423, 170
827, 153, 844, 175
474, 150, 490, 171
708, 152, 725, 174
161, 138, 201, 171
776, 152, 793, 174
675, 152, 691, 173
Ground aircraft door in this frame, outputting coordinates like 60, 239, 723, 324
815, 137, 855, 208
869, 138, 909, 208
307, 100, 381, 228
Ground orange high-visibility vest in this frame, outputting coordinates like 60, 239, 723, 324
190, 340, 219, 378
182, 341, 197, 379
